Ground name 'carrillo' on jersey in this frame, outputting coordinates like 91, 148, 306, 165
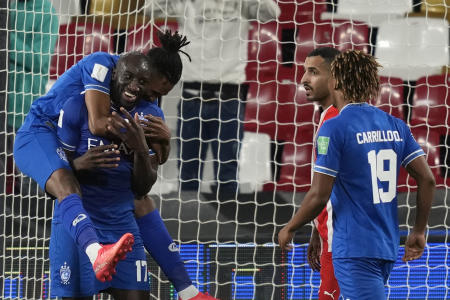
356, 130, 403, 144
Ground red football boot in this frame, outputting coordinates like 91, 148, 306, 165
93, 233, 134, 282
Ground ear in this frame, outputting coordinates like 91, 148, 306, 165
111, 68, 117, 80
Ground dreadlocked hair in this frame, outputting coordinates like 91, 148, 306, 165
147, 30, 191, 84
331, 50, 381, 103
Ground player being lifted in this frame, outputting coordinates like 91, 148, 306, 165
52, 51, 160, 299
301, 47, 341, 300
55, 34, 218, 299
279, 50, 435, 299
14, 29, 216, 299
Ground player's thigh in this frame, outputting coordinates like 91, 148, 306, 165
13, 128, 71, 191
106, 288, 149, 300
333, 257, 391, 300
50, 219, 97, 298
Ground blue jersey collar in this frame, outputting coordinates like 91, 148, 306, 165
340, 102, 369, 113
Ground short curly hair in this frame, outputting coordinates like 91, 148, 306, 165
331, 50, 381, 103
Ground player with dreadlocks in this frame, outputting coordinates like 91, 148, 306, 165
279, 50, 434, 299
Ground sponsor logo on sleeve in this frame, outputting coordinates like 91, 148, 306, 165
317, 136, 330, 155
72, 214, 87, 226
168, 242, 179, 252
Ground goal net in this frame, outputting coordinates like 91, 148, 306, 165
1, 0, 449, 299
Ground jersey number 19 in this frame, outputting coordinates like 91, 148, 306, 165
368, 149, 397, 204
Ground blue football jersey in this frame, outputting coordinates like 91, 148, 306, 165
57, 95, 164, 230
19, 52, 119, 132
314, 103, 425, 261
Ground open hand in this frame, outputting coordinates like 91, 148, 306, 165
106, 108, 149, 154
140, 114, 171, 145
307, 231, 321, 271
72, 144, 120, 172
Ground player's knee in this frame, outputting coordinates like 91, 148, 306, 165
134, 194, 156, 218
45, 168, 81, 201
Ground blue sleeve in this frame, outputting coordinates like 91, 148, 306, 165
80, 52, 118, 95
139, 101, 165, 120
400, 121, 426, 167
57, 96, 85, 151
314, 119, 344, 177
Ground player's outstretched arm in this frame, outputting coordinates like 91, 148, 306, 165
278, 172, 334, 251
403, 155, 435, 262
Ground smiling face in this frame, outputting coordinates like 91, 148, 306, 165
111, 54, 175, 110
300, 56, 334, 108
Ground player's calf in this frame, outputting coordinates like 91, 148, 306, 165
93, 233, 134, 282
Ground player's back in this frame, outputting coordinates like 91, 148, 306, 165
19, 52, 119, 132
315, 103, 424, 261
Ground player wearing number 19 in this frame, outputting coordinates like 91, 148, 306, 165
278, 50, 435, 300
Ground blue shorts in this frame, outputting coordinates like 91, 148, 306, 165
49, 218, 149, 298
13, 125, 71, 191
333, 257, 394, 300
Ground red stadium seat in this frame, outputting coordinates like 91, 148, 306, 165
246, 21, 282, 82
398, 128, 446, 191
278, 0, 328, 23
295, 19, 369, 82
49, 23, 114, 79
329, 19, 370, 53
244, 80, 278, 138
294, 22, 331, 82
244, 81, 318, 141
369, 76, 405, 120
295, 22, 331, 66
126, 19, 179, 53
275, 125, 315, 192
410, 74, 450, 135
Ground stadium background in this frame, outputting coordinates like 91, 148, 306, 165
1, 0, 449, 299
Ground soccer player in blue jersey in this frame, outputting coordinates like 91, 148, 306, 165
52, 53, 161, 297
14, 28, 215, 299
13, 29, 185, 283
278, 50, 435, 299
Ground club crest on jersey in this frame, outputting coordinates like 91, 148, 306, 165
60, 262, 71, 285
56, 147, 68, 162
317, 136, 330, 155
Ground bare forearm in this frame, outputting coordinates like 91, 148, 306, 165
413, 177, 435, 234
132, 150, 157, 197
85, 90, 112, 137
286, 190, 327, 232
406, 156, 435, 234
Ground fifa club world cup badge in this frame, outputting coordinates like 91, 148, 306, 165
60, 262, 71, 285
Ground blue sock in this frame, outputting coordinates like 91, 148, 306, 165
137, 210, 192, 292
59, 194, 98, 252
